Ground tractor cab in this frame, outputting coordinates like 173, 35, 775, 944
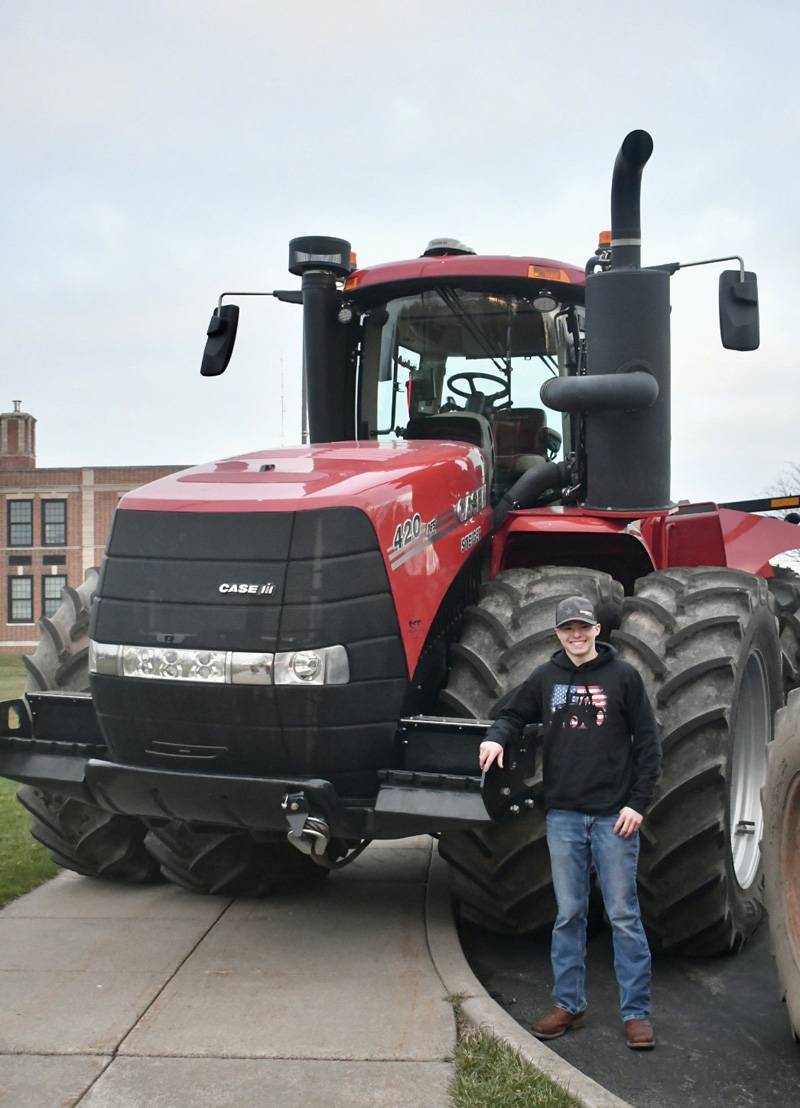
355, 282, 574, 501
343, 244, 587, 504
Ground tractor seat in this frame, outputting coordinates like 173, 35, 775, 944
490, 407, 551, 476
405, 412, 494, 477
463, 391, 488, 414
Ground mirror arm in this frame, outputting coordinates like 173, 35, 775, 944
646, 254, 747, 280
217, 289, 302, 308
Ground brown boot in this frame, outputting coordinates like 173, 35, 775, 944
531, 1007, 587, 1040
624, 1017, 655, 1049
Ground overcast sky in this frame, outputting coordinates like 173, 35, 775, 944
3, 0, 797, 504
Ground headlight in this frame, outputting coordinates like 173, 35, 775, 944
292, 651, 322, 681
89, 642, 349, 686
273, 645, 349, 685
120, 645, 227, 683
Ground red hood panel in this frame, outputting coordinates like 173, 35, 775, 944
121, 441, 478, 512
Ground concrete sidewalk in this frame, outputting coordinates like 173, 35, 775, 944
0, 837, 454, 1108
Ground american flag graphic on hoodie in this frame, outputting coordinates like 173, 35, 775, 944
551, 684, 608, 730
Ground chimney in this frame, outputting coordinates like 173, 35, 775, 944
0, 401, 36, 471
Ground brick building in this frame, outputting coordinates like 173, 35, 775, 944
1, 401, 184, 653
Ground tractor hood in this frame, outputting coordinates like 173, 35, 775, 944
120, 440, 486, 514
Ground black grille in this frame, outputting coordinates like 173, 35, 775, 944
90, 507, 407, 792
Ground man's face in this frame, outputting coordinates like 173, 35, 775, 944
555, 620, 601, 660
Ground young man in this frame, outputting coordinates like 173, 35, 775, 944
479, 595, 661, 1050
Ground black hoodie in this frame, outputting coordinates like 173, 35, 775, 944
486, 643, 660, 815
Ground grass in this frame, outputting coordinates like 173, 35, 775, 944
449, 997, 581, 1108
0, 654, 26, 700
0, 654, 59, 907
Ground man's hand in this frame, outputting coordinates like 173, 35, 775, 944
613, 806, 643, 838
479, 741, 504, 772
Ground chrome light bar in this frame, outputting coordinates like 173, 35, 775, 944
89, 641, 350, 686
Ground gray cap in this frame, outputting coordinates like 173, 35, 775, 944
555, 596, 598, 627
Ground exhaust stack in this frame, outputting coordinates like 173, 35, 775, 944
610, 129, 654, 270
580, 130, 672, 512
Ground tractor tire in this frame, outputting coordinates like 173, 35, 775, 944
438, 566, 624, 934
17, 567, 160, 884
17, 787, 160, 882
768, 572, 800, 697
23, 567, 98, 693
761, 689, 800, 1040
613, 567, 783, 956
144, 822, 330, 897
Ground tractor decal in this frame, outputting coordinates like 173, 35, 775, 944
387, 507, 458, 569
460, 526, 482, 553
381, 485, 485, 571
218, 582, 276, 595
386, 484, 488, 572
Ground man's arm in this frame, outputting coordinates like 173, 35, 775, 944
623, 666, 661, 815
479, 676, 543, 772
612, 668, 661, 837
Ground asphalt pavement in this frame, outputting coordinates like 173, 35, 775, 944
461, 910, 800, 1108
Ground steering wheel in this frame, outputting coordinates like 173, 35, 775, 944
445, 372, 510, 411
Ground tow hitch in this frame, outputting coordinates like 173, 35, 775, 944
281, 789, 372, 870
282, 790, 332, 860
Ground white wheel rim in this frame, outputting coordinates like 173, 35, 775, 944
730, 651, 770, 890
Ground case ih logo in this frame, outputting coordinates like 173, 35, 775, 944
454, 485, 487, 523
218, 583, 276, 595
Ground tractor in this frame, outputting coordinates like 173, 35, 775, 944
2, 130, 799, 962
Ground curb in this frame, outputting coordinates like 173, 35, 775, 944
425, 849, 633, 1108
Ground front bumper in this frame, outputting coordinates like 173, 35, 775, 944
0, 694, 538, 840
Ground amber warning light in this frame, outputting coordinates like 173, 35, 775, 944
527, 264, 573, 283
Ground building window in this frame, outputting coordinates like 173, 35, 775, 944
42, 574, 67, 618
8, 500, 33, 547
42, 500, 67, 546
8, 576, 33, 623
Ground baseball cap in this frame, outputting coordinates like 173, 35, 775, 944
555, 596, 598, 627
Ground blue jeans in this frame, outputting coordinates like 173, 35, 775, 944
545, 809, 651, 1020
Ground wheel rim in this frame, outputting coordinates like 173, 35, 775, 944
730, 651, 770, 889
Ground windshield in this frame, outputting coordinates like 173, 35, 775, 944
357, 287, 581, 466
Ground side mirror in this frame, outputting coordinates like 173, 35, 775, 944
200, 304, 240, 376
719, 270, 759, 351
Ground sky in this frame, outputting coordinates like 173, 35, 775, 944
2, 0, 798, 504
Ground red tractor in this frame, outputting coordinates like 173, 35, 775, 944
3, 130, 799, 961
